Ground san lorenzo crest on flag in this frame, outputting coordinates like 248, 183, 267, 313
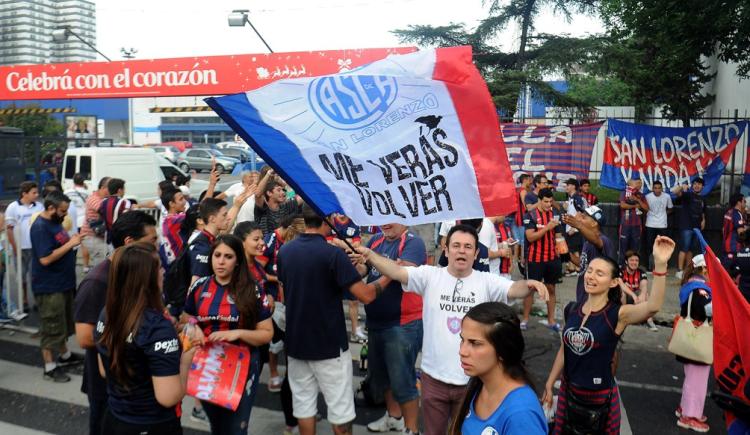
308, 75, 398, 130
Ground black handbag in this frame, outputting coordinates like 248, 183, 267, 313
562, 384, 613, 435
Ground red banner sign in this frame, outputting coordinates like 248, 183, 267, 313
0, 47, 414, 100
187, 342, 250, 411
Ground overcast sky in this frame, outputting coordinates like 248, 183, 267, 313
96, 0, 603, 66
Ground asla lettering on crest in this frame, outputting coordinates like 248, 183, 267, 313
309, 75, 397, 130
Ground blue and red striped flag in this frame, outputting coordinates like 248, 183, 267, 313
205, 46, 517, 225
696, 229, 750, 433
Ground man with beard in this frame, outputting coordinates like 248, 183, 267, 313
30, 191, 84, 382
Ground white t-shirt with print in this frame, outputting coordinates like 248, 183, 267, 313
645, 192, 673, 228
225, 182, 255, 224
439, 218, 500, 274
404, 265, 511, 385
5, 200, 44, 249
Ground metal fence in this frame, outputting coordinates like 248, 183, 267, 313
0, 135, 114, 201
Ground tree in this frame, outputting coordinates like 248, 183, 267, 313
393, 0, 603, 118
0, 104, 64, 137
598, 0, 746, 125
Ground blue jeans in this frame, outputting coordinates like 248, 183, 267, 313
368, 319, 423, 403
202, 351, 261, 435
618, 225, 641, 264
679, 228, 702, 253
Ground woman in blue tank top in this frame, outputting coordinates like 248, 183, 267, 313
542, 236, 675, 434
451, 302, 547, 435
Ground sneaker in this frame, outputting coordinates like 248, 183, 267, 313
675, 407, 707, 423
402, 429, 420, 435
646, 318, 658, 332
268, 376, 283, 393
517, 261, 526, 276
83, 266, 91, 274
57, 353, 84, 367
43, 367, 70, 383
677, 416, 709, 432
283, 426, 300, 435
547, 323, 562, 333
367, 411, 405, 432
8, 309, 28, 322
355, 325, 368, 340
520, 321, 528, 331
675, 270, 684, 280
191, 406, 209, 424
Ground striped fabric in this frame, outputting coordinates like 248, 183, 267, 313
553, 378, 621, 435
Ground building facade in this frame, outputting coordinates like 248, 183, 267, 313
0, 0, 96, 65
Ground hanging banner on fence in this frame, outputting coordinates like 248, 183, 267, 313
186, 342, 250, 411
205, 46, 517, 225
601, 119, 748, 193
0, 48, 413, 100
501, 122, 602, 189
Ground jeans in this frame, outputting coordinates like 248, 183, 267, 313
368, 320, 423, 403
88, 395, 107, 435
618, 225, 641, 264
679, 228, 702, 254
420, 372, 466, 435
644, 227, 668, 270
202, 351, 261, 435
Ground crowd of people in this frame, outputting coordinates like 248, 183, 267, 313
2, 166, 749, 434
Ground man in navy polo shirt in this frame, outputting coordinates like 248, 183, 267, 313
30, 191, 83, 382
74, 211, 158, 435
277, 204, 376, 435
356, 223, 426, 435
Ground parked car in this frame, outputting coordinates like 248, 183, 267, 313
60, 147, 208, 202
161, 141, 193, 152
176, 148, 238, 174
216, 141, 250, 151
147, 145, 180, 163
219, 147, 252, 163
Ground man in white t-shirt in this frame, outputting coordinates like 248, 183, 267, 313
5, 181, 44, 315
359, 223, 548, 435
217, 170, 259, 225
645, 180, 673, 271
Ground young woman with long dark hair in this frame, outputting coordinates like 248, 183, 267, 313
451, 302, 546, 435
96, 242, 197, 435
542, 236, 675, 434
183, 234, 274, 435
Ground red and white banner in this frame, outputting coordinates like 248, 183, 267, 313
186, 342, 250, 411
0, 48, 414, 100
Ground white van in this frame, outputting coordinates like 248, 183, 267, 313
61, 147, 208, 202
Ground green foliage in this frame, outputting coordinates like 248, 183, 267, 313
0, 104, 64, 137
565, 75, 634, 107
392, 0, 604, 117
597, 0, 749, 125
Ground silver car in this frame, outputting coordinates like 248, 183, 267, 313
150, 145, 180, 163
176, 149, 238, 174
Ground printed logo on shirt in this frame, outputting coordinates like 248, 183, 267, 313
226, 295, 235, 305
446, 316, 461, 334
195, 254, 209, 264
564, 326, 595, 356
200, 292, 212, 299
96, 321, 104, 333
481, 428, 500, 435
154, 338, 180, 354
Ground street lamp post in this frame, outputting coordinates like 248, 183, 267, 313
52, 26, 111, 61
227, 10, 274, 53
121, 48, 138, 144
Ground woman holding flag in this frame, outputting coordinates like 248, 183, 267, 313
542, 236, 675, 434
183, 234, 274, 435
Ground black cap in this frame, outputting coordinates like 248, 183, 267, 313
565, 178, 579, 188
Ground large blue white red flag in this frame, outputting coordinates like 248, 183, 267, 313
696, 230, 750, 433
205, 46, 516, 225
601, 119, 747, 193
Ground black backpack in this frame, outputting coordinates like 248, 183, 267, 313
163, 233, 206, 314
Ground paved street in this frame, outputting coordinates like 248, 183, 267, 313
0, 260, 728, 434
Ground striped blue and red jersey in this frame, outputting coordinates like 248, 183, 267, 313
524, 209, 561, 263
514, 188, 527, 226
249, 257, 278, 299
494, 221, 512, 274
184, 276, 272, 341
161, 213, 185, 266
621, 266, 647, 293
583, 192, 598, 206
723, 208, 746, 254
619, 191, 643, 227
